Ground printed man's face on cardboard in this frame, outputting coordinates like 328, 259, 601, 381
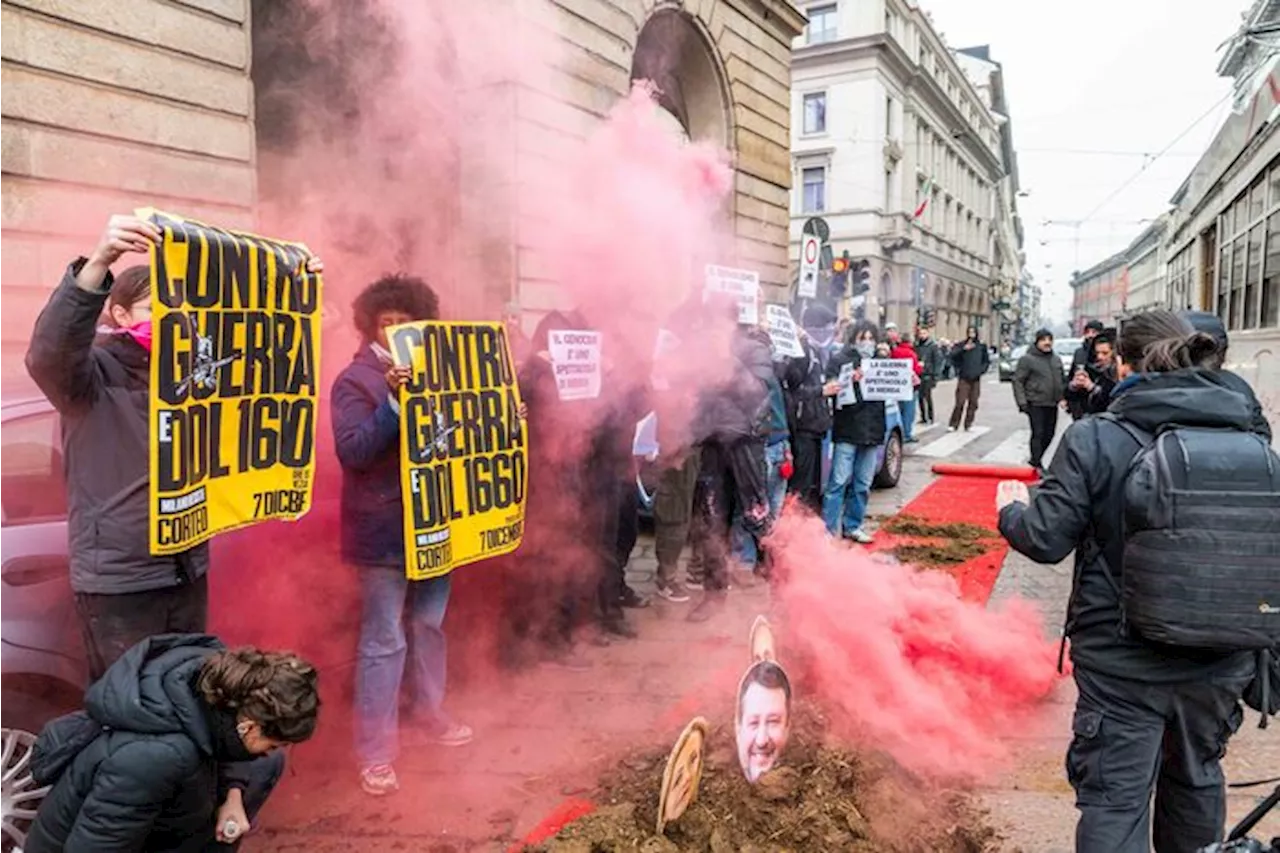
736, 681, 790, 782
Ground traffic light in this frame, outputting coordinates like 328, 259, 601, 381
829, 251, 851, 299
851, 259, 872, 296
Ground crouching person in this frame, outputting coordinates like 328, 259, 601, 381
332, 275, 473, 798
26, 635, 319, 852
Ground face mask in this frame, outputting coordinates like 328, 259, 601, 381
855, 341, 876, 358
121, 320, 152, 353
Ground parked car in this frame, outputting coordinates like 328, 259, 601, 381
998, 345, 1027, 382
2, 394, 79, 852
1054, 337, 1084, 379
633, 402, 904, 518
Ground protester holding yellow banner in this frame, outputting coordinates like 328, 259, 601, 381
142, 208, 323, 556
25, 213, 323, 683
331, 274, 480, 798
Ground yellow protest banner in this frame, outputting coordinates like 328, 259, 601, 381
141, 208, 322, 555
389, 321, 526, 579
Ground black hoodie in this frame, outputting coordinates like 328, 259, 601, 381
26, 635, 255, 853
998, 369, 1260, 682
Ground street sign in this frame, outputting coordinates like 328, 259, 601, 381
801, 217, 830, 243
798, 233, 820, 299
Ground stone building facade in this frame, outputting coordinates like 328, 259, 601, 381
1, 0, 805, 380
474, 0, 806, 320
789, 0, 1021, 344
1, 0, 257, 384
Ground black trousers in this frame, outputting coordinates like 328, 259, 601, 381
593, 477, 629, 625
75, 574, 209, 683
1027, 405, 1058, 467
918, 378, 937, 423
615, 478, 640, 588
693, 439, 769, 594
789, 432, 824, 514
1069, 666, 1253, 853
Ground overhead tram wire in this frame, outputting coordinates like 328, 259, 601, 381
1077, 90, 1235, 225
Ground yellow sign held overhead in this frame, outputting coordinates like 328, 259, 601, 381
388, 321, 527, 579
142, 208, 322, 555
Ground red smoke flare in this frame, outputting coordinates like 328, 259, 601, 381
770, 510, 1062, 780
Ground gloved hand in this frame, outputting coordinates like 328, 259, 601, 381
780, 456, 794, 480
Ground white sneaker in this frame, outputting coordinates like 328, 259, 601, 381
947, 426, 957, 433
844, 529, 874, 545
360, 764, 399, 796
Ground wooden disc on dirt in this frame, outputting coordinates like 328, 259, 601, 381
656, 717, 709, 835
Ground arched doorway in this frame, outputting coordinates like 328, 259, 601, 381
630, 7, 733, 150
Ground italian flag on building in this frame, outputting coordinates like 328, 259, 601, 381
913, 176, 935, 219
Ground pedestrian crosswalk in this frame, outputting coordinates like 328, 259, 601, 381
904, 419, 1070, 465
914, 426, 991, 458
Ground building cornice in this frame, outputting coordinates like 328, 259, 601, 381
724, 0, 806, 42
793, 34, 1004, 178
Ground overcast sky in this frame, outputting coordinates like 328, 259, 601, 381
925, 0, 1247, 322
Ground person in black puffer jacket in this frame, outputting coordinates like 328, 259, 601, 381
781, 309, 835, 513
822, 321, 885, 544
1180, 310, 1272, 441
997, 310, 1263, 853
26, 634, 319, 852
685, 300, 773, 623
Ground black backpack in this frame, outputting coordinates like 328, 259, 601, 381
1101, 413, 1280, 724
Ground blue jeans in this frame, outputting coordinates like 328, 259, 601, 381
821, 442, 879, 536
900, 392, 918, 440
354, 568, 452, 768
731, 441, 789, 567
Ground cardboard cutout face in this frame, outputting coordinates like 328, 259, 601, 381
657, 717, 709, 834
749, 615, 775, 663
735, 660, 793, 783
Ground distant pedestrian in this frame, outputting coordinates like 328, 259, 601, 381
822, 321, 884, 544
947, 326, 991, 432
886, 323, 922, 442
915, 326, 944, 425
1064, 328, 1117, 418
780, 323, 832, 513
1012, 328, 1065, 472
1067, 319, 1105, 420
1180, 310, 1272, 441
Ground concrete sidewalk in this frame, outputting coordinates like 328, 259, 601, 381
981, 549, 1280, 851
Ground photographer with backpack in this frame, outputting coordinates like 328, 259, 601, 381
995, 309, 1280, 853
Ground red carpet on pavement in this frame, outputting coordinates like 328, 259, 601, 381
870, 465, 1040, 604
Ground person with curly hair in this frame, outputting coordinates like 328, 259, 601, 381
331, 273, 473, 798
26, 635, 319, 851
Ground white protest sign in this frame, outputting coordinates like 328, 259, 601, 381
704, 264, 760, 325
836, 362, 857, 409
798, 234, 820, 299
549, 330, 602, 401
858, 358, 915, 402
764, 304, 804, 358
650, 328, 679, 391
